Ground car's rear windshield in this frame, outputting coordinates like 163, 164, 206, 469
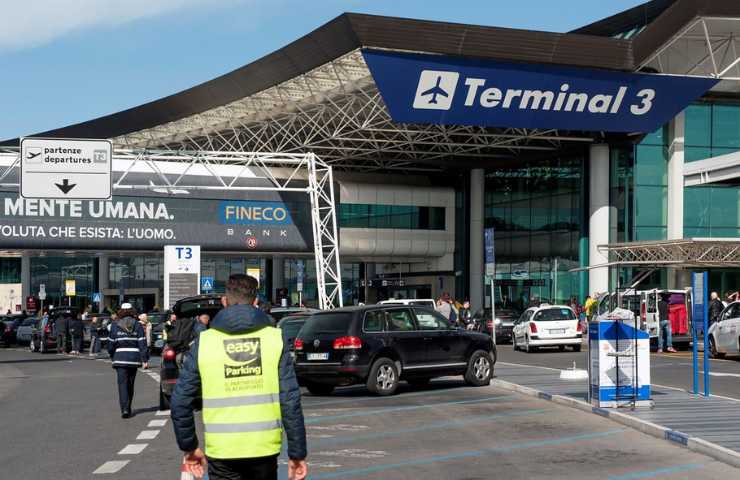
300, 313, 352, 336
22, 318, 36, 326
534, 308, 576, 322
280, 320, 305, 339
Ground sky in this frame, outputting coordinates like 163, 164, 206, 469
0, 0, 648, 140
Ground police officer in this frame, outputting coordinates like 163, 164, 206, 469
171, 274, 307, 480
107, 303, 149, 418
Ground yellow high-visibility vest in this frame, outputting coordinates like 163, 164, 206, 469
198, 326, 283, 459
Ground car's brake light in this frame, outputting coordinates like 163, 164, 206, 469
529, 322, 538, 334
576, 322, 583, 333
294, 338, 304, 351
162, 347, 177, 361
332, 336, 362, 349
44, 325, 52, 334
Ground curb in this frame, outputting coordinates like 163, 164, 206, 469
492, 379, 740, 469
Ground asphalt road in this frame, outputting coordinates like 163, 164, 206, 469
496, 339, 740, 400
2, 347, 740, 479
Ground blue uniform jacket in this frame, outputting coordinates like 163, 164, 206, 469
170, 303, 307, 460
107, 317, 149, 367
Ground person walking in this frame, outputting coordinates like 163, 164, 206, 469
657, 294, 677, 353
459, 300, 472, 329
138, 313, 153, 353
171, 274, 307, 480
89, 315, 101, 356
55, 312, 68, 354
436, 293, 452, 320
69, 313, 84, 355
709, 291, 724, 327
107, 303, 149, 418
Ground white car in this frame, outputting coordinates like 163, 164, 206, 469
708, 301, 740, 358
512, 305, 583, 353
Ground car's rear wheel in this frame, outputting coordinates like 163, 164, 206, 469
512, 335, 519, 351
709, 336, 724, 359
465, 350, 493, 386
525, 336, 536, 353
572, 344, 582, 352
558, 345, 565, 352
305, 382, 335, 396
367, 357, 399, 396
159, 387, 171, 411
407, 377, 432, 388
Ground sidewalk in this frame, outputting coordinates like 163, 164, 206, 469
494, 362, 740, 467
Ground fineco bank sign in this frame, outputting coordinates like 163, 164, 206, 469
363, 50, 719, 133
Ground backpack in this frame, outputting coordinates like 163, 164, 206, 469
166, 317, 197, 352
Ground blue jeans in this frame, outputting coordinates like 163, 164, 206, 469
658, 319, 673, 349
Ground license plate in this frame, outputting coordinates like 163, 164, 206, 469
307, 353, 329, 361
549, 329, 566, 334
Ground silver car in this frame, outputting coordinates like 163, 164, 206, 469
15, 317, 37, 344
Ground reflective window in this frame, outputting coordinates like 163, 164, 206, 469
414, 309, 449, 330
339, 204, 445, 230
386, 309, 415, 331
363, 311, 385, 332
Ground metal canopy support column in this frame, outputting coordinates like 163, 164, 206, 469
0, 148, 343, 309
667, 112, 688, 289
469, 168, 485, 312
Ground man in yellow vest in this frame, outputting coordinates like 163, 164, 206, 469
171, 274, 307, 480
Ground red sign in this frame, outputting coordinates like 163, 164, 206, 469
246, 237, 258, 249
26, 296, 38, 313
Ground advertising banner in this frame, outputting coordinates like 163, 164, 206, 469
363, 49, 719, 133
0, 191, 314, 252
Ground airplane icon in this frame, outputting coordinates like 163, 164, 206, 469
420, 76, 449, 104
413, 70, 459, 111
26, 151, 41, 159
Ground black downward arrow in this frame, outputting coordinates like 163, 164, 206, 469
55, 179, 76, 194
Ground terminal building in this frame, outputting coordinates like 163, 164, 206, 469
1, 0, 740, 313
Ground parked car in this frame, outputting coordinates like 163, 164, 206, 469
30, 307, 79, 353
379, 298, 437, 310
271, 307, 319, 322
159, 295, 222, 410
472, 307, 520, 342
277, 314, 311, 354
708, 301, 740, 358
512, 305, 582, 353
15, 317, 37, 345
294, 305, 495, 396
1, 318, 17, 346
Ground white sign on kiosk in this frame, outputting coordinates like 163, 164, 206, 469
589, 308, 652, 408
164, 245, 201, 309
20, 138, 112, 200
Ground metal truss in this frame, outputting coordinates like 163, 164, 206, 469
600, 239, 740, 268
112, 49, 594, 173
639, 17, 740, 82
0, 148, 343, 309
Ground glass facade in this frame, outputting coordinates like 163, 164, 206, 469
201, 256, 267, 298
30, 256, 97, 309
484, 154, 584, 309
338, 204, 445, 230
0, 258, 21, 284
109, 256, 164, 290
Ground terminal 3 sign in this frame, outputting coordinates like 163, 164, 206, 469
0, 192, 313, 252
363, 49, 719, 133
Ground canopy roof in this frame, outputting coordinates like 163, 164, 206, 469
4, 0, 740, 173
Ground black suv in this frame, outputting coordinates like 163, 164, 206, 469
294, 305, 496, 396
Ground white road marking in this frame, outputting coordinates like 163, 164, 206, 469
136, 430, 160, 440
709, 372, 740, 378
93, 460, 130, 474
156, 410, 170, 416
315, 448, 388, 459
148, 419, 168, 427
308, 424, 370, 432
118, 444, 148, 455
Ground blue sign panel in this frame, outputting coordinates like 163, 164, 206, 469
363, 49, 719, 133
219, 201, 293, 225
201, 276, 214, 292
92, 292, 101, 303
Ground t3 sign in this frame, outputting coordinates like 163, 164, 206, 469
363, 49, 718, 133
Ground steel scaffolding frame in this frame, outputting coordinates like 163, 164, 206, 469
600, 239, 740, 268
111, 49, 595, 172
0, 148, 344, 309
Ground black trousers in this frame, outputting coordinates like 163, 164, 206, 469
207, 455, 278, 480
115, 366, 137, 413
56, 333, 67, 353
71, 334, 82, 352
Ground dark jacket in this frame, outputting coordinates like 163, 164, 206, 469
55, 316, 68, 336
68, 317, 83, 337
170, 304, 307, 460
107, 317, 149, 368
709, 299, 724, 324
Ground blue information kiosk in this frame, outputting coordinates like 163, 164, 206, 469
589, 309, 653, 408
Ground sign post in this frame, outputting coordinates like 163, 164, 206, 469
296, 260, 305, 307
484, 227, 496, 344
20, 138, 112, 200
164, 245, 201, 309
691, 271, 710, 396
38, 284, 46, 314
